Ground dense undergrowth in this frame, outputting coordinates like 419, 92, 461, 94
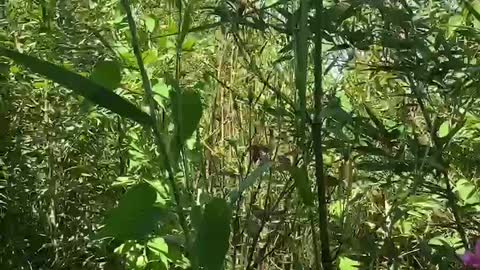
1, 0, 480, 269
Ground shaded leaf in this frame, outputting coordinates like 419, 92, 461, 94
179, 2, 193, 44
171, 89, 203, 143
90, 60, 122, 90
97, 183, 162, 240
196, 198, 231, 270
290, 167, 314, 206
0, 48, 152, 126
190, 205, 203, 232
229, 161, 273, 204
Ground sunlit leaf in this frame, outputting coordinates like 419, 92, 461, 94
437, 121, 450, 138
142, 49, 158, 66
182, 38, 196, 51
339, 256, 360, 270
448, 15, 464, 37
455, 179, 480, 204
0, 48, 152, 126
144, 15, 156, 32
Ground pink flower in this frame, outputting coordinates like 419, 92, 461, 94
463, 241, 480, 269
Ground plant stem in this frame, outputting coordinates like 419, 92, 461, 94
312, 0, 332, 268
120, 0, 191, 252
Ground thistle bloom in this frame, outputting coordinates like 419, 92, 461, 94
463, 241, 480, 268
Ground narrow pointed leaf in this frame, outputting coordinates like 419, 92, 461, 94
0, 48, 152, 126
229, 161, 273, 204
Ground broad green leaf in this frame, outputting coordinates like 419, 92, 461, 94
142, 49, 158, 66
290, 167, 314, 206
97, 183, 162, 240
339, 256, 360, 270
153, 80, 171, 99
437, 121, 450, 138
147, 237, 170, 269
90, 60, 122, 90
0, 48, 152, 126
455, 179, 480, 204
338, 92, 353, 112
229, 161, 273, 204
182, 38, 197, 51
196, 198, 232, 270
148, 237, 169, 254
448, 15, 464, 37
144, 15, 156, 32
171, 89, 203, 143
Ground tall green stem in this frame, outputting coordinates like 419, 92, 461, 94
120, 0, 191, 252
312, 0, 332, 269
294, 0, 321, 269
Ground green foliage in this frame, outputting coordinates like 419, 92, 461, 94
171, 89, 203, 143
290, 166, 314, 207
3, 0, 480, 269
97, 183, 162, 240
229, 161, 273, 204
0, 48, 152, 126
195, 198, 231, 270
90, 60, 122, 90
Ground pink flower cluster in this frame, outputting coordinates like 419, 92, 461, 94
463, 241, 480, 269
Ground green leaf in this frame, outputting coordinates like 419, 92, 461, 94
290, 167, 314, 206
182, 38, 197, 51
449, 15, 464, 27
339, 256, 360, 270
448, 15, 464, 37
144, 15, 156, 32
0, 48, 152, 126
153, 80, 171, 99
437, 121, 450, 138
171, 89, 203, 143
148, 237, 169, 256
196, 198, 232, 270
97, 183, 161, 240
455, 179, 480, 204
142, 49, 158, 66
90, 60, 122, 90
229, 161, 273, 204
147, 238, 171, 270
465, 0, 480, 23
179, 2, 193, 44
